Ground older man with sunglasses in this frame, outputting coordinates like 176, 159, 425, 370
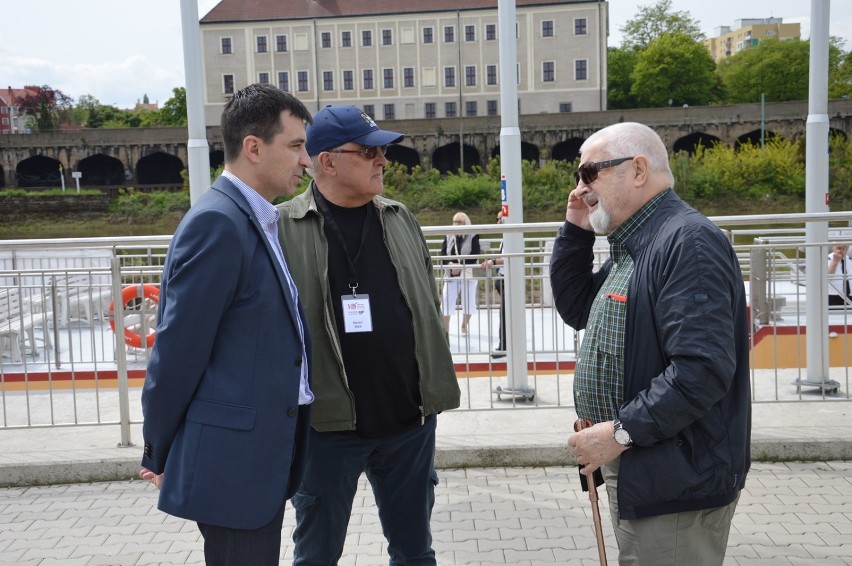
550, 122, 751, 565
277, 105, 460, 565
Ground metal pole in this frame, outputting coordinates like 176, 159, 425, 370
111, 259, 133, 447
497, 0, 532, 400
458, 11, 464, 172
180, 0, 211, 205
800, 0, 838, 393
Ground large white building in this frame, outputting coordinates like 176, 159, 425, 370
199, 0, 609, 124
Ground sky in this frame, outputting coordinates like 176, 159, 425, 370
2, 0, 851, 110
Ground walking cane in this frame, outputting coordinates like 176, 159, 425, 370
574, 417, 607, 566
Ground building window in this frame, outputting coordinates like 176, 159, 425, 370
343, 70, 354, 90
221, 37, 232, 54
223, 74, 234, 94
321, 32, 332, 48
543, 61, 555, 82
486, 24, 496, 40
323, 71, 334, 91
465, 65, 476, 86
445, 102, 457, 118
444, 67, 456, 88
487, 100, 498, 116
298, 71, 309, 91
465, 101, 477, 117
259, 72, 270, 84
422, 67, 436, 87
1, 107, 7, 114
559, 102, 573, 112
542, 20, 554, 37
341, 31, 352, 47
363, 104, 375, 119
362, 30, 373, 46
383, 104, 395, 120
256, 36, 268, 53
383, 68, 394, 89
574, 18, 588, 35
444, 26, 455, 43
278, 72, 289, 92
465, 25, 476, 42
276, 35, 288, 52
1, 117, 7, 126
404, 67, 415, 88
575, 59, 588, 81
363, 69, 374, 90
382, 29, 393, 45
423, 27, 433, 44
486, 65, 497, 85
425, 102, 436, 118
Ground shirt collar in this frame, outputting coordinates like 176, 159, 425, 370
607, 188, 670, 263
223, 170, 279, 227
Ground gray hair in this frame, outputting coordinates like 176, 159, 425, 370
580, 122, 674, 187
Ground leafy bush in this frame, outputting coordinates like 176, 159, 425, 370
108, 187, 190, 221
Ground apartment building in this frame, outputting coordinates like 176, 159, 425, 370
705, 18, 800, 63
199, 0, 608, 124
0, 86, 38, 134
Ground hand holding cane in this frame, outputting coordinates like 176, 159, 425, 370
574, 417, 607, 566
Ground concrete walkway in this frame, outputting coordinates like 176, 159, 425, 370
1, 399, 852, 564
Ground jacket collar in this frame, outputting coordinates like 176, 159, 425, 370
282, 180, 400, 220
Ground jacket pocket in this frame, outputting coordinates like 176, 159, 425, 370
186, 398, 256, 431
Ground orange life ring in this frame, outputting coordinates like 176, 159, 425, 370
109, 284, 160, 348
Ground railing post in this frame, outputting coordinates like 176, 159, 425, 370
750, 239, 769, 325
111, 258, 134, 447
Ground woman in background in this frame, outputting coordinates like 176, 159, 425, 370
441, 212, 481, 335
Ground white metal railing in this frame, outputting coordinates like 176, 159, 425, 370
2, 213, 851, 442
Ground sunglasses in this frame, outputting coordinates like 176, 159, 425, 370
329, 145, 388, 160
574, 156, 635, 185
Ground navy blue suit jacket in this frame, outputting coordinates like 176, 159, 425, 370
141, 176, 310, 529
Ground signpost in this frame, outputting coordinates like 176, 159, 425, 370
71, 171, 82, 194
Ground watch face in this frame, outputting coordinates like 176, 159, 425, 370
614, 427, 631, 445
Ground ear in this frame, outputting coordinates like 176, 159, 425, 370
316, 152, 338, 176
242, 135, 262, 164
632, 156, 649, 187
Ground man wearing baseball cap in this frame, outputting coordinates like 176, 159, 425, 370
277, 105, 460, 565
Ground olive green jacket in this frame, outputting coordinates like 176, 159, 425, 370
276, 184, 460, 432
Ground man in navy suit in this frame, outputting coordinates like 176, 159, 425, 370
139, 83, 314, 565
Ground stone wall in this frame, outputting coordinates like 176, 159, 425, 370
0, 194, 112, 220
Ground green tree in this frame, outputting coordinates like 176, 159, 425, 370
159, 87, 188, 126
717, 39, 812, 103
620, 0, 703, 50
630, 33, 718, 107
829, 44, 852, 99
607, 47, 640, 109
14, 85, 73, 131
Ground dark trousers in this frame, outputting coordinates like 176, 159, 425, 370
292, 415, 439, 565
494, 278, 507, 350
197, 497, 287, 566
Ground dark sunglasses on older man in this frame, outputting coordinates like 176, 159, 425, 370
329, 145, 388, 160
574, 156, 635, 185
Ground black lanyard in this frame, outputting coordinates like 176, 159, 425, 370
313, 185, 371, 297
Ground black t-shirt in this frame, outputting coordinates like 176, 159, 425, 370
320, 196, 422, 437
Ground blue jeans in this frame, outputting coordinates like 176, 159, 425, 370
292, 415, 439, 565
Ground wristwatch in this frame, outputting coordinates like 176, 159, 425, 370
612, 419, 634, 447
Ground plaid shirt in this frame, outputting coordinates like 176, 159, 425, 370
573, 189, 669, 423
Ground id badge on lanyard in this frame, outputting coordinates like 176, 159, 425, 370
341, 293, 373, 333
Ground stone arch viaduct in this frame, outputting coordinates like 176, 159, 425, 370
1, 99, 850, 188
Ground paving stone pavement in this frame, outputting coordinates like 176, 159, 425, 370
1, 461, 851, 566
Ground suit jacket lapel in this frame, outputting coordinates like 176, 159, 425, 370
212, 177, 303, 336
